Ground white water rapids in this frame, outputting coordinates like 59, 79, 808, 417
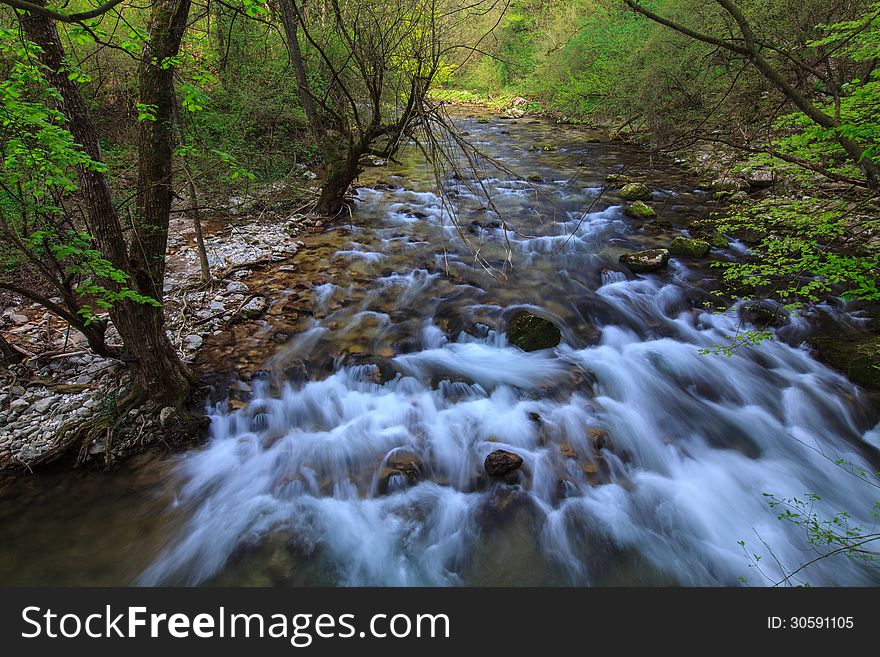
138, 119, 880, 587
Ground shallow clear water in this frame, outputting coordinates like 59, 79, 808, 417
2, 115, 879, 586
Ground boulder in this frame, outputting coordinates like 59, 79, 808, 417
810, 335, 880, 390
226, 281, 248, 294
619, 183, 653, 201
745, 169, 776, 190
240, 296, 268, 319
159, 406, 178, 428
624, 200, 656, 219
484, 449, 524, 477
707, 232, 730, 249
669, 236, 711, 258
507, 312, 562, 352
618, 248, 670, 273
709, 177, 748, 192
605, 173, 630, 187
739, 301, 788, 328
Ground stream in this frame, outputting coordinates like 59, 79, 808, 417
2, 115, 880, 586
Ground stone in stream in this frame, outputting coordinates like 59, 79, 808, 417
618, 248, 670, 273
810, 334, 880, 390
624, 200, 656, 219
377, 451, 424, 495
484, 449, 524, 478
707, 232, 730, 249
618, 182, 653, 201
669, 236, 711, 258
159, 406, 178, 428
240, 295, 268, 319
739, 301, 788, 328
507, 312, 562, 352
605, 173, 631, 187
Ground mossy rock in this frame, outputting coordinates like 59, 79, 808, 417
624, 200, 656, 219
477, 117, 491, 124
507, 312, 562, 352
669, 236, 711, 258
811, 335, 880, 390
619, 183, 653, 201
707, 232, 729, 249
527, 174, 544, 183
618, 248, 670, 273
605, 173, 630, 187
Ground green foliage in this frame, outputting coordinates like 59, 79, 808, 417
712, 199, 880, 304
0, 27, 158, 320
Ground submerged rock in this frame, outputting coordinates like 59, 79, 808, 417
619, 182, 653, 201
484, 449, 524, 477
507, 312, 562, 352
618, 248, 670, 273
624, 200, 656, 219
669, 236, 711, 258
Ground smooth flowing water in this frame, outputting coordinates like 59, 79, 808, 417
2, 116, 880, 586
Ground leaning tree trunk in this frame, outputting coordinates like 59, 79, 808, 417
20, 3, 193, 406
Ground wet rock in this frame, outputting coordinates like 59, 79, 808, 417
605, 173, 630, 187
484, 449, 524, 478
707, 232, 730, 249
507, 312, 561, 352
619, 183, 653, 201
669, 236, 711, 258
810, 334, 880, 390
527, 174, 544, 183
559, 442, 577, 459
588, 427, 609, 450
624, 200, 656, 219
377, 450, 424, 494
159, 406, 178, 428
240, 296, 268, 320
740, 301, 788, 328
618, 248, 670, 273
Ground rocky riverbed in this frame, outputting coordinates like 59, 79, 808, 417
0, 175, 322, 474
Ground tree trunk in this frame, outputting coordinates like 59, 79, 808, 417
20, 4, 193, 406
186, 171, 212, 283
315, 147, 363, 216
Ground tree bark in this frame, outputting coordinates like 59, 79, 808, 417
20, 3, 194, 406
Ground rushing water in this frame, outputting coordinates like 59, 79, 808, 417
3, 115, 880, 586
